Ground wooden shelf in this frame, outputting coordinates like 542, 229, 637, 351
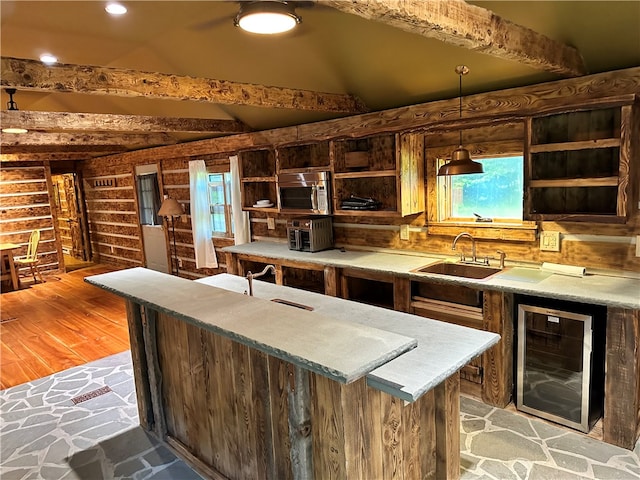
525, 104, 631, 223
333, 169, 396, 179
529, 177, 619, 188
333, 209, 400, 217
241, 176, 276, 183
529, 138, 621, 153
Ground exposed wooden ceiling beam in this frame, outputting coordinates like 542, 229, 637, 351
0, 145, 128, 154
1, 131, 174, 147
1, 57, 368, 114
0, 153, 93, 162
324, 0, 586, 77
0, 110, 251, 134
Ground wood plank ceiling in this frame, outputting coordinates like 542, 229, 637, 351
1, 0, 639, 162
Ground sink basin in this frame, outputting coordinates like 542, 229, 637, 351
412, 262, 503, 279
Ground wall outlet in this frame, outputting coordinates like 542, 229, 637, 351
400, 224, 410, 241
636, 235, 640, 257
540, 231, 560, 252
267, 217, 276, 230
178, 258, 183, 268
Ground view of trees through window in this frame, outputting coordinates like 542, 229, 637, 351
208, 173, 234, 236
445, 155, 524, 221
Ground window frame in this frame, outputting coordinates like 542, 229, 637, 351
436, 153, 526, 225
207, 171, 234, 238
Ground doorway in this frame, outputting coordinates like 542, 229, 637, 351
135, 165, 170, 274
51, 173, 92, 271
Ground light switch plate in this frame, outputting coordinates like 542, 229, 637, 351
540, 231, 560, 252
400, 224, 410, 241
267, 217, 276, 230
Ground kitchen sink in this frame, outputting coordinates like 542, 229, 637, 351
412, 262, 503, 279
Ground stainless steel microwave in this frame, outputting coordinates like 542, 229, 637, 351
277, 171, 331, 215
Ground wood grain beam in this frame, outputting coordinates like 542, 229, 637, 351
1, 145, 127, 154
1, 57, 367, 114
0, 110, 251, 134
0, 153, 93, 162
324, 0, 586, 77
1, 131, 174, 147
84, 67, 638, 164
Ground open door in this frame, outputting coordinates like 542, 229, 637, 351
135, 165, 170, 274
51, 173, 91, 270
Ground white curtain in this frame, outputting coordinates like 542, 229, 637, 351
229, 155, 251, 245
189, 160, 218, 268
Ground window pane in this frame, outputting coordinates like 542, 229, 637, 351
137, 173, 161, 225
208, 172, 233, 236
449, 156, 523, 220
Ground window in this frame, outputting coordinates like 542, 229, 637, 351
136, 173, 161, 225
208, 172, 234, 237
438, 155, 524, 223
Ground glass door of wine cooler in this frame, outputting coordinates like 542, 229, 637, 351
516, 304, 593, 432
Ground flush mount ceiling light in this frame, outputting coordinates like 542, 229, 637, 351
39, 53, 58, 64
2, 88, 28, 134
234, 1, 301, 35
105, 2, 127, 15
437, 65, 484, 176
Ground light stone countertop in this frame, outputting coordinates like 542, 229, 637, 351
197, 273, 500, 402
223, 242, 640, 309
85, 267, 417, 385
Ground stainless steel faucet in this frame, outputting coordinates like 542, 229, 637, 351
452, 232, 477, 263
246, 264, 276, 296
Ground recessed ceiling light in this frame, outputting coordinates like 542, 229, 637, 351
39, 53, 58, 65
105, 2, 127, 15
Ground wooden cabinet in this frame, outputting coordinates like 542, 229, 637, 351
239, 148, 278, 212
525, 102, 633, 223
276, 141, 330, 172
410, 280, 513, 407
331, 132, 424, 217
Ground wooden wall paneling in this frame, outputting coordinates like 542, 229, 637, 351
310, 372, 348, 479
268, 355, 294, 480
481, 290, 513, 408
249, 348, 273, 479
434, 374, 460, 480
140, 307, 166, 439
124, 301, 153, 431
604, 308, 640, 449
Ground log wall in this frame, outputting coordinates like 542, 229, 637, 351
0, 163, 61, 276
79, 154, 231, 278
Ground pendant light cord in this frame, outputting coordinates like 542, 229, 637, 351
458, 72, 463, 147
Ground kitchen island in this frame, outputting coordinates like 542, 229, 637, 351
86, 267, 499, 480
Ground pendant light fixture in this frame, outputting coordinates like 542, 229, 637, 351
2, 88, 28, 134
234, 1, 301, 35
437, 65, 483, 176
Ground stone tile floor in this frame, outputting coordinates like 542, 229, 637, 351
1, 351, 639, 479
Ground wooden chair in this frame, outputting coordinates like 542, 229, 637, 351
15, 230, 43, 284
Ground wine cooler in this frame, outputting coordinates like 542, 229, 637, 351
516, 297, 605, 433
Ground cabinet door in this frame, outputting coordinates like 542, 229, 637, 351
398, 132, 425, 216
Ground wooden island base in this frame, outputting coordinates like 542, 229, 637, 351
87, 269, 500, 480
133, 308, 460, 480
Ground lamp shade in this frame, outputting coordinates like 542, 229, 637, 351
437, 147, 484, 176
158, 197, 183, 216
234, 1, 301, 34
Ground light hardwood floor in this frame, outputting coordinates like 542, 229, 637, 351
0, 265, 130, 390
